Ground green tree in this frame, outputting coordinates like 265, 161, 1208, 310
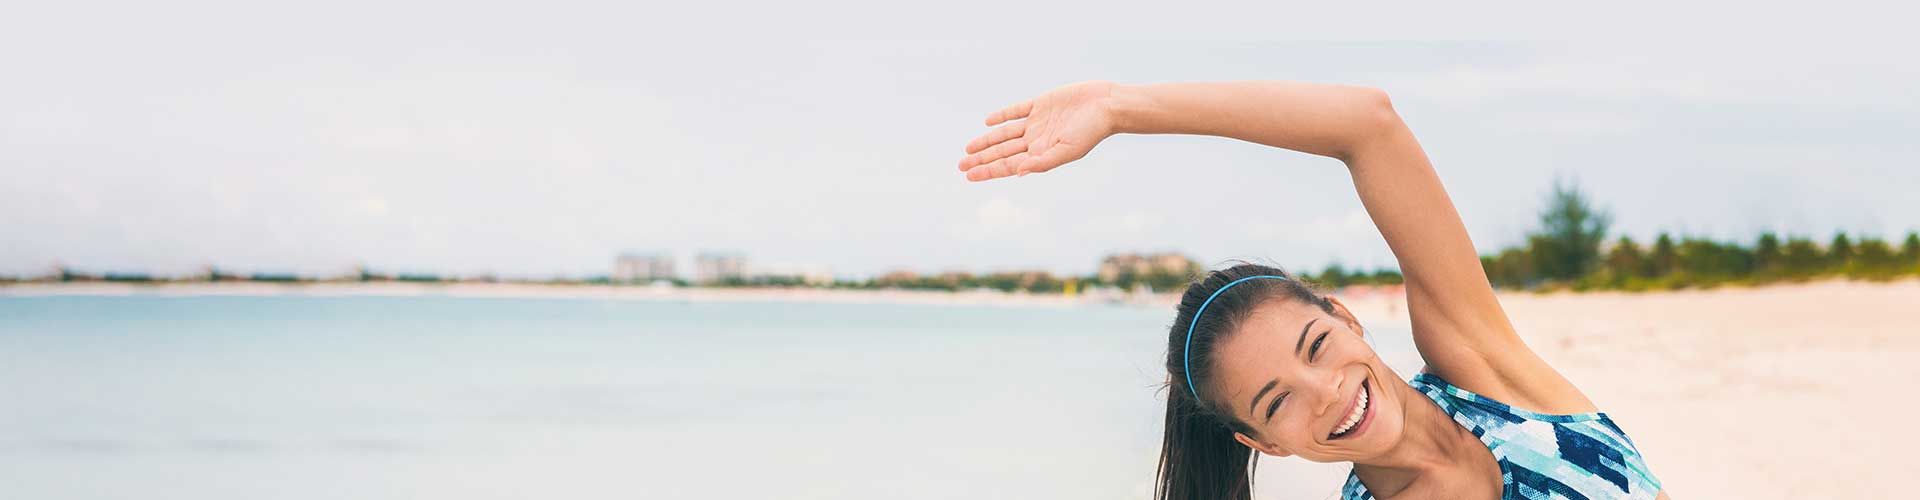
1499, 247, 1534, 288
1369, 269, 1405, 285
1753, 232, 1783, 279
1478, 256, 1500, 287
1527, 178, 1612, 281
1602, 236, 1648, 287
1144, 266, 1199, 292
1317, 263, 1352, 288
1781, 236, 1823, 279
1900, 231, 1920, 272
1677, 237, 1753, 285
1649, 233, 1679, 278
1852, 237, 1899, 280
1829, 233, 1855, 273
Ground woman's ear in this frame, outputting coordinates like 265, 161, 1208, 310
1234, 432, 1292, 458
1324, 295, 1364, 337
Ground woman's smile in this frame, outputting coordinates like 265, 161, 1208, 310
1328, 377, 1374, 441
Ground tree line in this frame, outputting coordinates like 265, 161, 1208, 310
1479, 179, 1920, 291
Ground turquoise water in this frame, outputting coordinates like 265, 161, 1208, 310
0, 296, 1416, 499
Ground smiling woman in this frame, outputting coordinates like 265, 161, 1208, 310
956, 81, 1669, 500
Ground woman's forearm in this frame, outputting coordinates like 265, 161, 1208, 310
1106, 81, 1397, 162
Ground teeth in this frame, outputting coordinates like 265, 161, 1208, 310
1332, 383, 1368, 437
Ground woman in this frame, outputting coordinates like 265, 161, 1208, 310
955, 81, 1666, 499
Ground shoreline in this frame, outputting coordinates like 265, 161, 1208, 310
0, 281, 1180, 308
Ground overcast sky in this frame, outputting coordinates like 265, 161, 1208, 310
4, 3, 1916, 279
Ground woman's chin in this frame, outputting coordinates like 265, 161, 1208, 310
1339, 381, 1405, 459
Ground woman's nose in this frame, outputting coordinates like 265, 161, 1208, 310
1310, 372, 1345, 417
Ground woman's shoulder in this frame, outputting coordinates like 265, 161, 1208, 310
1413, 367, 1600, 418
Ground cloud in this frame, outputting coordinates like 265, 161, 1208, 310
1083, 209, 1167, 239
1244, 209, 1369, 241
1373, 41, 1920, 112
357, 197, 390, 216
1378, 61, 1721, 104
950, 197, 1041, 242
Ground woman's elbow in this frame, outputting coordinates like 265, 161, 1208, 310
1338, 87, 1408, 163
1356, 87, 1403, 136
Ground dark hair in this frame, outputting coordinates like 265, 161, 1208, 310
1155, 261, 1336, 500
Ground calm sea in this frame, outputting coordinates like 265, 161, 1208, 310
0, 295, 1416, 500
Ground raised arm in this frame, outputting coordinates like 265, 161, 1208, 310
958, 81, 1593, 412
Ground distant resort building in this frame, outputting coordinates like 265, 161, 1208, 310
614, 252, 677, 283
693, 252, 746, 284
1098, 252, 1198, 284
876, 269, 921, 285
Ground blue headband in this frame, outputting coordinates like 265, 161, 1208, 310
1183, 274, 1290, 402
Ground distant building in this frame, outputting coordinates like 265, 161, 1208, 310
614, 252, 676, 283
874, 269, 921, 287
1098, 252, 1198, 284
694, 252, 746, 284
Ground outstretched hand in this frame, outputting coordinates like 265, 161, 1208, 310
957, 81, 1119, 182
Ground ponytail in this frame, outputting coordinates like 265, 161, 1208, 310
1155, 387, 1258, 500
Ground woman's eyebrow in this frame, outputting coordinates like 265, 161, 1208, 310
1248, 318, 1321, 416
1294, 318, 1319, 356
1249, 379, 1277, 415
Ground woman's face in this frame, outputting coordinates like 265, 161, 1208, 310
1211, 297, 1404, 463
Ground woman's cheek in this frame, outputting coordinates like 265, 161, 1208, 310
1278, 412, 1310, 447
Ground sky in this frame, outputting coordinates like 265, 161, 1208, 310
4, 2, 1917, 280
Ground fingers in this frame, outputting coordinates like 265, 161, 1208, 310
960, 141, 1087, 182
958, 137, 1027, 172
964, 151, 1032, 182
985, 100, 1033, 126
964, 120, 1026, 155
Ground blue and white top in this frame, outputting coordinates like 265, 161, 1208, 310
1341, 373, 1664, 499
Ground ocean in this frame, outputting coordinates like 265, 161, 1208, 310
0, 295, 1417, 499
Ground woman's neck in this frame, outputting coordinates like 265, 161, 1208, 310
1348, 377, 1486, 497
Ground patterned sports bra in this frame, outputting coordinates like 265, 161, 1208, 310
1341, 373, 1664, 499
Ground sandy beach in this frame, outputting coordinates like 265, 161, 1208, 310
1337, 280, 1918, 499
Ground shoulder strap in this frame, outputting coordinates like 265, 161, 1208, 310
1339, 470, 1373, 500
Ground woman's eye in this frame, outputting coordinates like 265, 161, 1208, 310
1309, 332, 1328, 360
1267, 393, 1287, 419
